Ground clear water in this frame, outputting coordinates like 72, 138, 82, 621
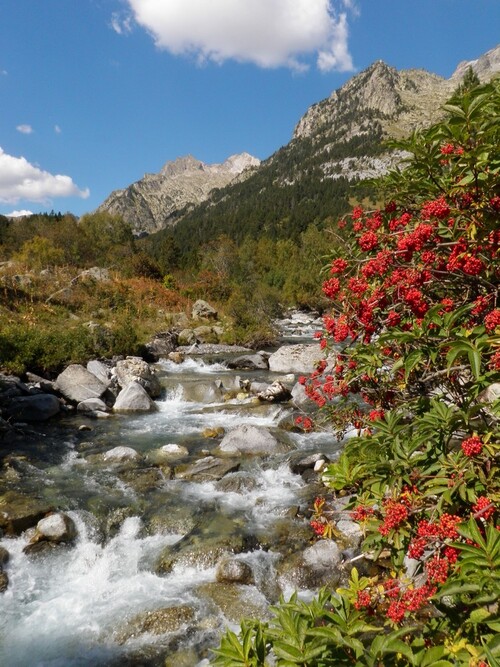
0, 317, 345, 666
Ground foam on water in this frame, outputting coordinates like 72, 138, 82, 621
180, 461, 305, 528
0, 514, 214, 666
158, 358, 229, 375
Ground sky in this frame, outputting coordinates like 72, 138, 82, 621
0, 0, 499, 218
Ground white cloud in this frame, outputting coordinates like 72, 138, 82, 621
54, 124, 62, 134
125, 0, 355, 72
5, 209, 33, 218
0, 147, 90, 204
17, 124, 34, 135
0, 69, 7, 76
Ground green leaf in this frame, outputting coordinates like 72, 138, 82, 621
469, 608, 491, 624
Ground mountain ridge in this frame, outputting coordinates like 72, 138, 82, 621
97, 152, 260, 235
98, 44, 500, 239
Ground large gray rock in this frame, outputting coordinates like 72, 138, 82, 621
113, 381, 158, 413
102, 446, 142, 463
268, 344, 330, 374
56, 364, 108, 403
174, 456, 240, 482
114, 357, 161, 398
77, 398, 108, 413
278, 539, 343, 589
181, 380, 223, 404
216, 556, 253, 584
228, 354, 269, 371
86, 360, 111, 385
218, 424, 290, 456
192, 299, 218, 320
3, 394, 61, 422
197, 583, 270, 623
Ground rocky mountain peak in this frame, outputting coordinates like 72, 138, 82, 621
97, 152, 260, 235
159, 155, 205, 177
450, 44, 500, 83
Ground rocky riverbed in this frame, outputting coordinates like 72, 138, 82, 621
0, 310, 362, 666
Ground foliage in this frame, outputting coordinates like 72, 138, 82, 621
211, 80, 500, 666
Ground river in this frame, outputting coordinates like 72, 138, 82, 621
0, 312, 349, 666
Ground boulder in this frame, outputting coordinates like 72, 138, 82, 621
181, 381, 223, 404
215, 556, 254, 584
115, 605, 195, 644
144, 330, 178, 361
77, 398, 108, 413
174, 456, 240, 482
156, 515, 249, 574
118, 467, 164, 493
214, 472, 258, 494
218, 425, 290, 456
56, 364, 108, 403
113, 381, 158, 413
290, 452, 330, 475
268, 344, 333, 374
0, 546, 10, 566
193, 325, 218, 344
114, 357, 161, 398
102, 446, 142, 463
177, 329, 197, 345
197, 583, 270, 623
2, 394, 61, 422
86, 360, 112, 385
227, 354, 269, 371
156, 444, 189, 460
192, 299, 218, 320
0, 571, 8, 593
30, 512, 77, 544
291, 381, 317, 408
336, 520, 363, 547
78, 267, 110, 282
0, 492, 54, 536
278, 539, 343, 590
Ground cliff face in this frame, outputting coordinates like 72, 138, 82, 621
97, 153, 260, 235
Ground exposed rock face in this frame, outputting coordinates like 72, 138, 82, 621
97, 152, 260, 235
450, 44, 500, 83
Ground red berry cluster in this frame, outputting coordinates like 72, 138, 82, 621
354, 579, 436, 624
472, 496, 495, 520
461, 435, 484, 457
378, 500, 409, 536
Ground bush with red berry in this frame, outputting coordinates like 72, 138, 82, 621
212, 78, 499, 667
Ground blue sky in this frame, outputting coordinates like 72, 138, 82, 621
0, 0, 499, 218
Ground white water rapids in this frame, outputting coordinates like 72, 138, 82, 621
0, 314, 348, 666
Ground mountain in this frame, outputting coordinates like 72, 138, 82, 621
97, 152, 260, 235
98, 45, 499, 246
165, 44, 499, 257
